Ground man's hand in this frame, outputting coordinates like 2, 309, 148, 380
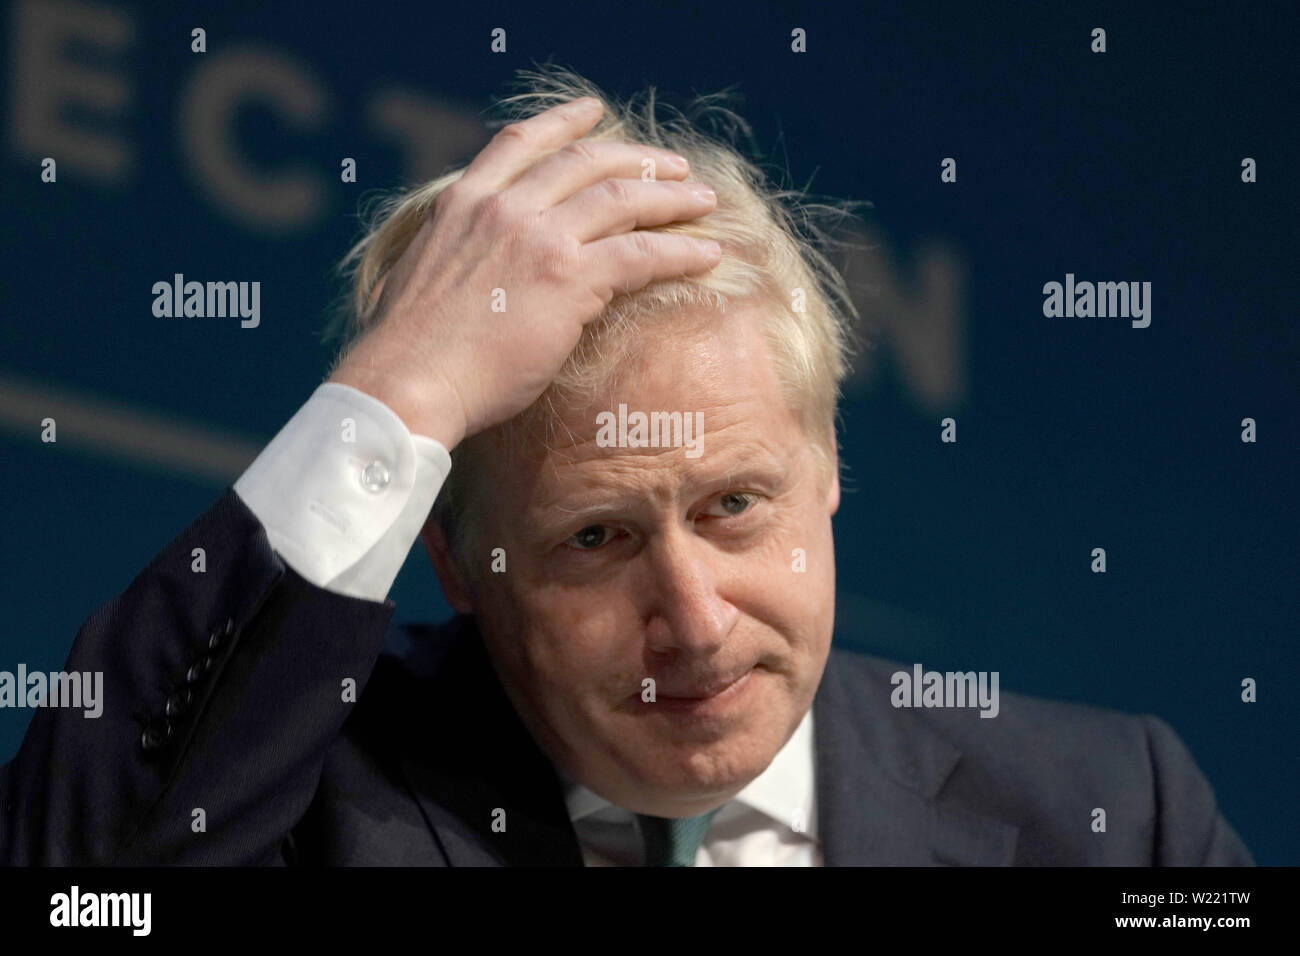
328, 96, 721, 450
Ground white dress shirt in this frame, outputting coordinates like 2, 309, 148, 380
232, 382, 451, 601
559, 707, 821, 866
232, 381, 821, 866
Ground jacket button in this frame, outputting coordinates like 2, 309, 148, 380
185, 662, 203, 684
208, 618, 233, 650
141, 719, 172, 752
164, 691, 189, 717
202, 654, 216, 673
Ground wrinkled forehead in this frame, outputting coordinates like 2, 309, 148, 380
461, 298, 815, 503
529, 314, 782, 449
500, 380, 804, 522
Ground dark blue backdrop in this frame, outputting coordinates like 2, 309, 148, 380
2, 0, 1296, 862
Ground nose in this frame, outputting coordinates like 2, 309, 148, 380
641, 523, 740, 656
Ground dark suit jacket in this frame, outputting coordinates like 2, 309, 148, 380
0, 490, 1252, 865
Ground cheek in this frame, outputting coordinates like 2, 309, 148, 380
752, 504, 836, 638
742, 511, 835, 710
500, 583, 643, 695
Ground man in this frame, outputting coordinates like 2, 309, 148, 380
0, 69, 1251, 866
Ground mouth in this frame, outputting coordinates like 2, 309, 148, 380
653, 666, 758, 712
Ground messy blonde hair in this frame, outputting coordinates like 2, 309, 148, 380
331, 64, 865, 572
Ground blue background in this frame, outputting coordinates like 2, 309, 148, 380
2, 0, 1296, 862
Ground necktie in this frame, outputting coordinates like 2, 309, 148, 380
636, 807, 722, 866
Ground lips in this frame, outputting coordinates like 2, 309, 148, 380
657, 667, 754, 700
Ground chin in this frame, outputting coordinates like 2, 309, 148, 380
639, 720, 784, 797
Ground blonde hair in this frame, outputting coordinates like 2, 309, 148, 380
331, 65, 866, 571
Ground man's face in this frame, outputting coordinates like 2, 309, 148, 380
452, 301, 839, 817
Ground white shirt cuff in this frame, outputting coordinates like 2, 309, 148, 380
232, 382, 452, 602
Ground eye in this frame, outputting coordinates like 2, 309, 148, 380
567, 524, 611, 550
701, 492, 758, 519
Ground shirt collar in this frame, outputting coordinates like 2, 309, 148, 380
557, 704, 818, 840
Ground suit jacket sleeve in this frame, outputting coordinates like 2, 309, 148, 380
0, 488, 395, 865
1143, 715, 1253, 865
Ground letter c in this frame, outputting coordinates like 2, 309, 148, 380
178, 47, 329, 231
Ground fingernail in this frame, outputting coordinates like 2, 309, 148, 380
669, 153, 690, 168
690, 184, 716, 201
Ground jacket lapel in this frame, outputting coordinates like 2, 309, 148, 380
814, 649, 1019, 865
397, 617, 584, 866
395, 620, 1017, 866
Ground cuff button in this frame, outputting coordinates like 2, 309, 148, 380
361, 460, 391, 492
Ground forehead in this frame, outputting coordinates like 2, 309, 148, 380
490, 302, 811, 511
564, 300, 782, 430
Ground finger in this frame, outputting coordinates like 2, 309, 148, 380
581, 232, 723, 302
460, 98, 605, 192
509, 141, 691, 209
550, 179, 717, 244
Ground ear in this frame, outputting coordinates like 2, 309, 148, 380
420, 518, 474, 614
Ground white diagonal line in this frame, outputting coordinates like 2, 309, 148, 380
0, 372, 264, 482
